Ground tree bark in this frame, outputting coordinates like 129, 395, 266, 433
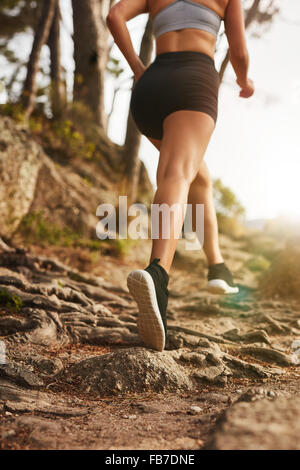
48, 2, 65, 118
21, 0, 57, 118
122, 17, 154, 205
72, 0, 110, 129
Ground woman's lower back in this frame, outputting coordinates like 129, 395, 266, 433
154, 28, 218, 59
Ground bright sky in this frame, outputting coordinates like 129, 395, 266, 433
106, 0, 300, 221
1, 0, 299, 221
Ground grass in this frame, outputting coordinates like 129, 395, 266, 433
0, 102, 122, 179
0, 288, 23, 312
245, 255, 271, 272
243, 232, 281, 263
1, 103, 96, 160
258, 247, 300, 299
18, 211, 133, 260
217, 214, 246, 239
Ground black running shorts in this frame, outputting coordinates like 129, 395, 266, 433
130, 50, 220, 140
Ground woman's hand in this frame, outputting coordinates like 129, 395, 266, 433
236, 77, 255, 98
133, 60, 147, 83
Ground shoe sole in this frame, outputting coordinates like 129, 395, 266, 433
127, 269, 165, 351
207, 279, 239, 295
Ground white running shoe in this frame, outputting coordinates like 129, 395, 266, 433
127, 258, 169, 351
206, 262, 239, 295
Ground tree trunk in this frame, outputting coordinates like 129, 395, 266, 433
122, 17, 154, 205
48, 2, 65, 118
21, 0, 57, 118
219, 0, 261, 84
72, 0, 110, 129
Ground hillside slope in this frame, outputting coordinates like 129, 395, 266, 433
0, 116, 153, 240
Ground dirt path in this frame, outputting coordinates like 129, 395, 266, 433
1, 236, 300, 450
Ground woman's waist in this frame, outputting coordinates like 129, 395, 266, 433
152, 49, 218, 76
155, 30, 216, 63
154, 49, 215, 66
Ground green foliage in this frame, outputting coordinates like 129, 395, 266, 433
0, 106, 98, 163
245, 255, 271, 272
0, 0, 28, 9
19, 212, 79, 246
216, 213, 246, 239
0, 102, 26, 122
50, 119, 97, 160
213, 178, 246, 238
9, 103, 107, 166
213, 178, 245, 219
244, 233, 281, 263
16, 102, 120, 179
0, 44, 19, 65
0, 287, 23, 312
18, 211, 132, 259
111, 238, 132, 257
257, 246, 300, 299
106, 56, 124, 79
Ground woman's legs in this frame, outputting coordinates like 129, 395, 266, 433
188, 161, 224, 265
148, 110, 215, 274
147, 126, 223, 269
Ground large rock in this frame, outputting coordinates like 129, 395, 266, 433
205, 396, 300, 450
0, 116, 114, 238
0, 118, 43, 236
64, 347, 194, 395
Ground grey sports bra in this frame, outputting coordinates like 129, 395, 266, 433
152, 0, 222, 39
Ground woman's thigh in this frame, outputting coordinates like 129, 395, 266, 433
155, 109, 215, 185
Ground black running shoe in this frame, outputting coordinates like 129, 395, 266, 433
207, 262, 239, 294
127, 258, 169, 351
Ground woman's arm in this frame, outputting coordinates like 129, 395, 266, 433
224, 0, 254, 98
106, 0, 149, 80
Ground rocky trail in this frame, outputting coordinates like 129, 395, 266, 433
0, 236, 300, 450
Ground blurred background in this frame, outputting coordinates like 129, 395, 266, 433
0, 0, 300, 297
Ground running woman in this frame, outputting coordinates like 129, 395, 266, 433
106, 0, 254, 351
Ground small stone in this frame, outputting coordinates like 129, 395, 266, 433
190, 405, 202, 414
194, 413, 214, 424
0, 362, 44, 388
165, 334, 184, 350
198, 338, 211, 348
30, 356, 64, 376
122, 414, 137, 419
5, 411, 12, 416
197, 393, 229, 404
133, 403, 159, 414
